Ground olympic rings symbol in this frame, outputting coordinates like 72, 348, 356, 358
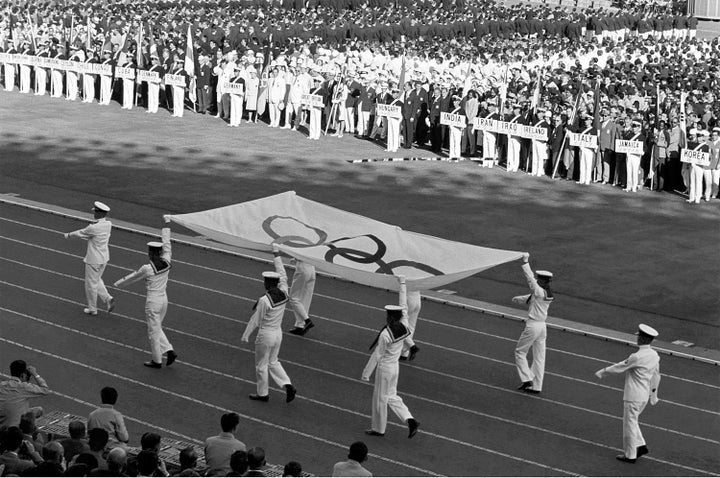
261, 216, 329, 248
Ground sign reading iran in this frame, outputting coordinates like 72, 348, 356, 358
681, 148, 710, 166
137, 70, 160, 83
473, 117, 498, 133
165, 74, 187, 87
300, 93, 323, 108
615, 140, 644, 155
519, 125, 548, 141
441, 112, 466, 128
568, 132, 598, 149
115, 66, 136, 79
376, 103, 401, 118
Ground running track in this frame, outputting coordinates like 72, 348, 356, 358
1, 201, 718, 477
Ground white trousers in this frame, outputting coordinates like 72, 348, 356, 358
622, 400, 648, 459
515, 320, 547, 391
689, 164, 704, 202
35, 68, 47, 95
309, 107, 321, 139
66, 72, 78, 100
402, 291, 421, 355
83, 74, 95, 102
269, 102, 281, 126
100, 75, 112, 105
122, 79, 134, 109
709, 169, 720, 198
20, 65, 31, 93
230, 94, 243, 125
254, 328, 291, 396
387, 117, 401, 152
449, 126, 462, 158
146, 296, 173, 363
84, 263, 111, 312
345, 107, 356, 133
626, 154, 641, 191
357, 109, 370, 136
507, 136, 521, 171
371, 362, 412, 433
172, 86, 185, 117
147, 82, 159, 112
531, 141, 547, 176
483, 132, 497, 159
289, 263, 316, 327
579, 147, 594, 184
4, 64, 15, 91
51, 70, 63, 97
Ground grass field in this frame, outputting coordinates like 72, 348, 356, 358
0, 90, 718, 350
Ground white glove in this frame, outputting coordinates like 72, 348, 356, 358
163, 215, 171, 223
595, 369, 605, 379
63, 233, 69, 239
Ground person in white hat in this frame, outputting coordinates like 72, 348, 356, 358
512, 253, 553, 394
63, 201, 115, 316
361, 275, 420, 439
595, 324, 661, 463
146, 55, 164, 114
113, 216, 177, 369
241, 245, 297, 403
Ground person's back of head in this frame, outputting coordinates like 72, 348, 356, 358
136, 450, 159, 477
229, 449, 248, 475
348, 441, 368, 463
140, 431, 162, 452
19, 411, 37, 435
247, 447, 266, 470
88, 428, 109, 452
100, 387, 119, 406
9, 359, 27, 378
178, 446, 198, 470
64, 463, 90, 476
42, 440, 65, 464
220, 412, 241, 433
106, 447, 127, 473
2, 426, 24, 452
68, 420, 87, 440
74, 452, 100, 472
282, 461, 302, 477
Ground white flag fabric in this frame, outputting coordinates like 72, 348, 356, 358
184, 25, 196, 103
167, 191, 524, 291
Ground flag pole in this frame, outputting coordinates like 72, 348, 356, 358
552, 87, 581, 179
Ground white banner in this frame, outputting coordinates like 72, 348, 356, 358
137, 70, 160, 83
681, 148, 711, 167
518, 124, 548, 141
167, 191, 524, 292
115, 66, 136, 79
497, 121, 521, 135
301, 93, 324, 108
223, 82, 244, 94
568, 132, 598, 149
0, 53, 12, 63
165, 74, 187, 87
615, 139, 644, 155
376, 103, 401, 119
441, 112, 466, 128
473, 117, 498, 133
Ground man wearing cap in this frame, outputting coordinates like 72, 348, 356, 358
623, 120, 646, 193
146, 55, 164, 114
512, 253, 553, 394
63, 202, 115, 316
362, 275, 419, 439
99, 49, 115, 106
241, 245, 297, 403
595, 324, 661, 463
113, 217, 177, 368
707, 127, 720, 200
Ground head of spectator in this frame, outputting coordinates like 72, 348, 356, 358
178, 446, 198, 471
283, 461, 303, 477
2, 426, 25, 453
64, 463, 90, 476
227, 450, 248, 476
140, 431, 162, 452
88, 428, 109, 453
348, 441, 369, 463
136, 450, 159, 477
9, 359, 31, 382
106, 446, 127, 474
19, 411, 37, 436
247, 447, 266, 471
100, 386, 119, 406
68, 421, 87, 440
73, 452, 99, 472
220, 412, 241, 434
42, 440, 65, 465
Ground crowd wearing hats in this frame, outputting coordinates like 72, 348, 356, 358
1, 0, 719, 201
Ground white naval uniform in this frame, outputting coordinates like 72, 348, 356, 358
288, 260, 316, 328
400, 290, 421, 357
625, 132, 643, 192
99, 60, 113, 105
19, 57, 31, 93
50, 55, 64, 97
482, 112, 498, 160
362, 313, 414, 434
449, 107, 463, 159
308, 86, 323, 140
4, 58, 16, 91
171, 69, 186, 117
386, 99, 402, 153
82, 61, 96, 103
242, 256, 293, 396
147, 66, 161, 113
34, 59, 48, 96
114, 228, 174, 363
66, 61, 79, 101
512, 263, 553, 392
67, 218, 113, 313
531, 120, 549, 176
578, 126, 596, 185
598, 345, 660, 459
506, 114, 522, 172
121, 62, 134, 109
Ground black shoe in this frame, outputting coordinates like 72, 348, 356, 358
636, 445, 649, 457
364, 430, 384, 437
288, 327, 305, 335
166, 350, 177, 366
107, 297, 115, 313
249, 394, 269, 402
524, 389, 540, 395
408, 345, 419, 361
143, 361, 162, 369
399, 355, 409, 361
301, 319, 315, 335
407, 418, 420, 438
616, 455, 636, 464
285, 384, 297, 403
518, 381, 533, 390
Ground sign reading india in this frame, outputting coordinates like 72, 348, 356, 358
681, 148, 711, 167
615, 140, 644, 155
568, 132, 598, 149
0, 53, 13, 63
440, 112, 466, 128
137, 70, 160, 83
165, 74, 187, 87
115, 67, 136, 79
300, 93, 324, 108
473, 117, 498, 133
376, 103, 401, 118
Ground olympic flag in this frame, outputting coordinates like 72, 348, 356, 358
166, 191, 524, 291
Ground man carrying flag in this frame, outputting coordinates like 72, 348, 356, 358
255, 35, 272, 120
184, 24, 196, 112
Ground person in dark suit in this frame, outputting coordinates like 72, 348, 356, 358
597, 108, 620, 184
243, 448, 268, 477
196, 53, 213, 114
428, 86, 444, 152
400, 82, 415, 149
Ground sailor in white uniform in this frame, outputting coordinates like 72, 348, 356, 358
512, 253, 553, 394
113, 216, 177, 368
64, 201, 114, 316
595, 324, 661, 463
287, 260, 316, 336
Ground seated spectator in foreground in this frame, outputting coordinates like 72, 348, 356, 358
88, 387, 129, 449
332, 441, 372, 477
23, 440, 66, 476
226, 450, 248, 477
204, 412, 246, 476
0, 360, 50, 428
87, 428, 109, 470
19, 411, 45, 453
136, 450, 160, 478
0, 426, 41, 475
243, 447, 267, 477
71, 452, 100, 474
89, 447, 128, 477
170, 447, 200, 477
282, 461, 302, 477
125, 432, 168, 477
60, 420, 90, 464
64, 463, 91, 477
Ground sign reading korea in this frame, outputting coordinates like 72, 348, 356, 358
137, 70, 160, 83
376, 103, 401, 118
568, 132, 598, 149
300, 93, 324, 108
440, 112, 466, 128
615, 140, 644, 155
473, 117, 498, 133
681, 148, 711, 167
165, 74, 187, 87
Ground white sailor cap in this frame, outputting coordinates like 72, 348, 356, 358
385, 305, 404, 312
93, 201, 110, 212
262, 271, 281, 279
535, 270, 553, 279
147, 241, 163, 249
637, 323, 659, 338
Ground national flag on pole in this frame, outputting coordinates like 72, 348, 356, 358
185, 24, 196, 103
397, 54, 406, 98
8, 9, 16, 49
461, 62, 472, 98
256, 34, 272, 117
85, 15, 91, 51
591, 80, 601, 130
26, 11, 37, 52
136, 22, 144, 69
679, 90, 688, 149
498, 65, 509, 114
113, 31, 127, 60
